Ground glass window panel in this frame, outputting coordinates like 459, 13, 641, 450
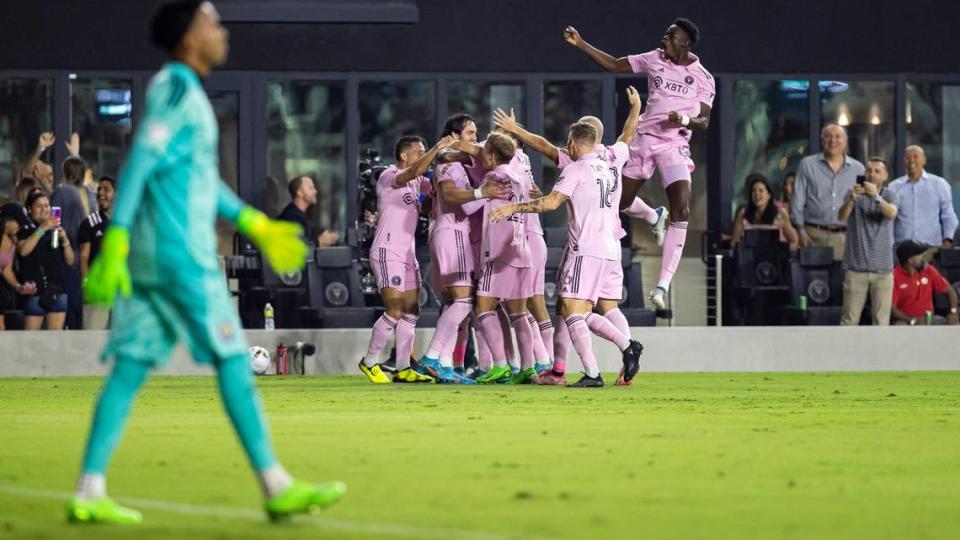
820, 80, 895, 166
540, 80, 602, 228
731, 79, 810, 221
266, 80, 346, 241
0, 79, 53, 202
208, 91, 239, 257
359, 81, 435, 161
447, 81, 524, 138
70, 78, 133, 180
906, 82, 960, 220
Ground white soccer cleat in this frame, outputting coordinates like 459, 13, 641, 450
648, 286, 667, 310
651, 207, 669, 247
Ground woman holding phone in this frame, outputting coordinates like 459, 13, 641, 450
17, 190, 74, 330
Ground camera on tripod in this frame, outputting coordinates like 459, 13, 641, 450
356, 149, 387, 297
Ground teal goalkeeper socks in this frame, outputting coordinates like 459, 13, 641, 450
81, 360, 150, 474
216, 353, 278, 471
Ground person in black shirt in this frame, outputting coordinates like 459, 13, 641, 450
276, 175, 339, 247
78, 176, 115, 329
17, 190, 75, 330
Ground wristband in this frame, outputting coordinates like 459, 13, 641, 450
873, 194, 883, 203
473, 188, 484, 200
680, 115, 691, 127
33, 229, 43, 238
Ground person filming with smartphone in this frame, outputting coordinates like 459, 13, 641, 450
16, 190, 74, 330
837, 157, 899, 325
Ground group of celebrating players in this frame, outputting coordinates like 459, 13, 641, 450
359, 18, 715, 387
65, 2, 715, 524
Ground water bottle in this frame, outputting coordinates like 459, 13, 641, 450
264, 303, 275, 331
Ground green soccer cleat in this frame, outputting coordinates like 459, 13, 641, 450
474, 365, 510, 384
67, 497, 143, 525
505, 367, 536, 384
265, 480, 347, 521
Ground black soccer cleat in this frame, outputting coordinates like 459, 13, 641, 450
567, 373, 604, 388
621, 340, 644, 383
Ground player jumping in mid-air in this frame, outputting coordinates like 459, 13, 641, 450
69, 1, 345, 524
564, 18, 715, 310
490, 87, 645, 387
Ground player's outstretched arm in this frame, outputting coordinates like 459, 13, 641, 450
489, 191, 568, 222
395, 135, 457, 186
564, 26, 631, 73
440, 180, 509, 205
493, 108, 561, 164
616, 86, 643, 146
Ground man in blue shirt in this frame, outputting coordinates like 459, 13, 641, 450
69, 1, 345, 525
887, 145, 958, 251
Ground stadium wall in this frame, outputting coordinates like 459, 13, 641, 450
0, 0, 959, 73
1, 327, 957, 377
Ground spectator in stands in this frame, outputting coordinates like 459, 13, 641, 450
17, 190, 75, 330
277, 175, 339, 247
51, 154, 91, 330
21, 132, 57, 195
887, 145, 958, 254
790, 124, 865, 259
77, 176, 115, 330
779, 171, 795, 215
838, 157, 898, 325
891, 240, 958, 325
731, 173, 798, 249
16, 177, 40, 204
1, 203, 38, 330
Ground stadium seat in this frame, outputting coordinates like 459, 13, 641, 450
731, 229, 791, 325
782, 246, 843, 325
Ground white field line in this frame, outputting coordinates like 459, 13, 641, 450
0, 484, 549, 540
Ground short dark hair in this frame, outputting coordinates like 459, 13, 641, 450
672, 17, 700, 45
288, 175, 312, 199
62, 156, 87, 186
484, 133, 516, 166
98, 176, 116, 189
441, 114, 475, 138
25, 189, 49, 211
867, 156, 888, 168
394, 135, 426, 162
150, 0, 202, 53
568, 122, 599, 146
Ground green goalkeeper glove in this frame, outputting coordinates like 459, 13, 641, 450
236, 207, 308, 273
83, 226, 132, 306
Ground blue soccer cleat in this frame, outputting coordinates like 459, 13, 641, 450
417, 357, 442, 378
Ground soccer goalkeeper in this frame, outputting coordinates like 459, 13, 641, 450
68, 0, 345, 524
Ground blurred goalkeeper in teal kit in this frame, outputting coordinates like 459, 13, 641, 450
68, 1, 346, 525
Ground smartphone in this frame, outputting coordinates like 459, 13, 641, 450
51, 206, 62, 220
855, 175, 866, 185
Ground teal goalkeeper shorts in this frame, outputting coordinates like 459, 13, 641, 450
103, 272, 248, 366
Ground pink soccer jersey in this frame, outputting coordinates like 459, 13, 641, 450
371, 165, 429, 258
552, 142, 629, 261
509, 148, 543, 237
431, 161, 473, 235
481, 164, 530, 268
558, 144, 628, 240
628, 49, 715, 142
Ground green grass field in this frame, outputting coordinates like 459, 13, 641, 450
1, 372, 959, 539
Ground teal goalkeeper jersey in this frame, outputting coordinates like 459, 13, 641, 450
113, 61, 244, 286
